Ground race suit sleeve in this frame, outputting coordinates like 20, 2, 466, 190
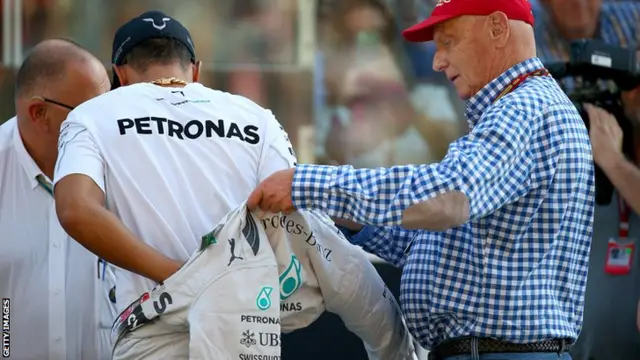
346, 225, 421, 268
53, 113, 106, 192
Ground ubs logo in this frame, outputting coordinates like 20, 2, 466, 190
240, 330, 256, 348
240, 330, 280, 348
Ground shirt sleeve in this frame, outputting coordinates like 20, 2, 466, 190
291, 106, 534, 226
53, 113, 106, 192
347, 225, 418, 267
257, 109, 298, 182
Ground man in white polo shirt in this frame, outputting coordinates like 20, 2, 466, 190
53, 11, 293, 359
0, 39, 114, 360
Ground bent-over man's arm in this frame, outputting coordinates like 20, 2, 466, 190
53, 115, 182, 283
292, 106, 534, 229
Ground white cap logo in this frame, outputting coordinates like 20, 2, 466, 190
436, 0, 452, 6
142, 17, 171, 30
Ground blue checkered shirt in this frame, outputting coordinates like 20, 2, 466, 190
292, 57, 595, 349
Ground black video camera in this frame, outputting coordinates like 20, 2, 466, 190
547, 39, 640, 205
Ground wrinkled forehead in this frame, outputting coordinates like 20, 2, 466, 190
544, 0, 602, 11
433, 16, 482, 41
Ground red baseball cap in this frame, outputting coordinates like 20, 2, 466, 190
402, 0, 534, 42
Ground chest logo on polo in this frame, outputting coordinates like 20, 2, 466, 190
116, 117, 260, 145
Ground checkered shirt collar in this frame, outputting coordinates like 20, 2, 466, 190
465, 57, 545, 129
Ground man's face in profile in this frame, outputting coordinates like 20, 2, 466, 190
543, 0, 602, 40
432, 17, 494, 100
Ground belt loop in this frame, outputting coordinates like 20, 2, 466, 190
471, 337, 480, 360
558, 339, 566, 355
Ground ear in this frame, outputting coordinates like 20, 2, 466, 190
487, 12, 510, 47
26, 99, 49, 131
192, 61, 202, 83
112, 64, 127, 87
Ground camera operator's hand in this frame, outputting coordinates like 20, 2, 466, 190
586, 103, 624, 168
637, 298, 640, 332
621, 86, 640, 124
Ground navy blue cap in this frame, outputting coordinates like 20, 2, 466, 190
111, 10, 196, 89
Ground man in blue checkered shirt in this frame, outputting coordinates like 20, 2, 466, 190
249, 0, 594, 358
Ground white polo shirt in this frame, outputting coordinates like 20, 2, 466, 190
0, 117, 116, 360
53, 83, 296, 313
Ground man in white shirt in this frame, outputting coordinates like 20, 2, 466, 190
0, 39, 114, 360
53, 11, 295, 359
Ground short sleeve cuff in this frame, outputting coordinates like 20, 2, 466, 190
291, 164, 336, 211
53, 123, 106, 193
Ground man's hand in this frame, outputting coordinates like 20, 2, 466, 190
637, 297, 640, 332
55, 174, 185, 284
158, 259, 184, 284
247, 169, 296, 213
621, 86, 640, 124
586, 103, 624, 168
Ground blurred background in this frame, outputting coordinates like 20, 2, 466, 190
0, 0, 638, 359
0, 0, 469, 168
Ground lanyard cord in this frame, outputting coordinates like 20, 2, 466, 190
618, 193, 631, 239
492, 68, 551, 103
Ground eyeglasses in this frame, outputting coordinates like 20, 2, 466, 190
31, 96, 75, 110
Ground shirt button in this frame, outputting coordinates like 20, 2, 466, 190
53, 242, 60, 248
54, 337, 62, 342
53, 289, 60, 296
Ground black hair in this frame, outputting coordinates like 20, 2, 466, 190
15, 37, 87, 98
122, 37, 193, 73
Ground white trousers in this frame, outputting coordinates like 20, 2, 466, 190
111, 206, 417, 360
111, 210, 281, 360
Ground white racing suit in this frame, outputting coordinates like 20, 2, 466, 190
111, 204, 417, 360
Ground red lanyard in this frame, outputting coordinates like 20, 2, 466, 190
618, 194, 631, 239
493, 68, 550, 103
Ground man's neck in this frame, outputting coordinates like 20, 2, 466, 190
492, 53, 534, 82
556, 17, 599, 42
135, 67, 190, 87
17, 121, 55, 179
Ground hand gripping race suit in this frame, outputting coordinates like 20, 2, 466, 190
110, 204, 417, 360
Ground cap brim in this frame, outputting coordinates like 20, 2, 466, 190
401, 14, 456, 42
